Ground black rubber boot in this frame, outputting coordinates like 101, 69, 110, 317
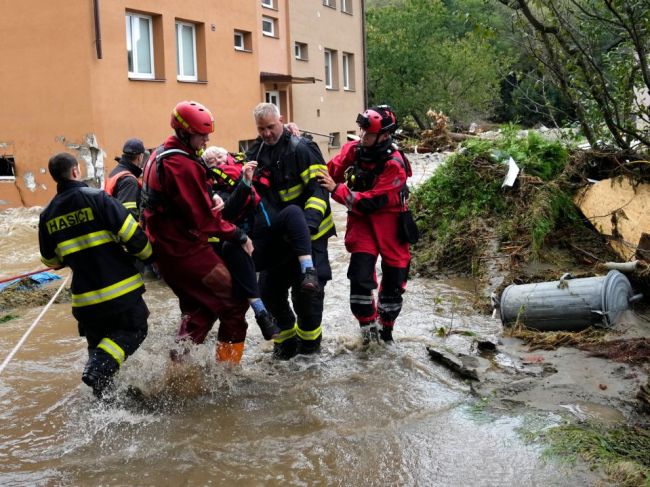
273, 337, 298, 360
379, 326, 394, 343
300, 268, 321, 295
360, 322, 379, 345
296, 337, 321, 355
82, 349, 119, 398
255, 310, 281, 340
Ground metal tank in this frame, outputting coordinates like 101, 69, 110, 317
499, 270, 641, 331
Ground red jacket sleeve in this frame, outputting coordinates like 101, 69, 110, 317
327, 140, 358, 183
331, 161, 406, 214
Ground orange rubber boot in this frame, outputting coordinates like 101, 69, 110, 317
215, 341, 245, 364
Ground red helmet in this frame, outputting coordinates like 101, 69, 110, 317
356, 105, 397, 134
171, 101, 214, 135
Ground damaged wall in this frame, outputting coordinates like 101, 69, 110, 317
0, 135, 106, 208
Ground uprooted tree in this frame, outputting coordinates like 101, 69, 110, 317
495, 0, 650, 153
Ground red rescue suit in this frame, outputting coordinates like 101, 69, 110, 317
328, 139, 410, 329
141, 135, 249, 351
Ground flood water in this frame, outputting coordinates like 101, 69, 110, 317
0, 157, 597, 486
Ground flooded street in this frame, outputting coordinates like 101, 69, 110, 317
0, 157, 597, 486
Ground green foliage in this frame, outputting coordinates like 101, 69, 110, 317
412, 129, 579, 272
497, 0, 650, 152
0, 314, 18, 324
366, 0, 513, 125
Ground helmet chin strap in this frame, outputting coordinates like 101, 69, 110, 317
358, 134, 392, 162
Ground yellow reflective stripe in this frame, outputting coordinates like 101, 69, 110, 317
56, 230, 114, 258
98, 337, 125, 367
311, 213, 334, 241
134, 241, 152, 260
207, 236, 220, 243
72, 273, 143, 307
273, 323, 297, 344
296, 325, 322, 341
278, 183, 304, 202
305, 196, 327, 215
300, 164, 328, 184
118, 214, 138, 242
122, 201, 137, 209
41, 255, 62, 267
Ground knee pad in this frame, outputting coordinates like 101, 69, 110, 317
82, 348, 119, 397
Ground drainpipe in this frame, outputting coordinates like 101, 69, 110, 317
93, 0, 103, 59
360, 0, 367, 108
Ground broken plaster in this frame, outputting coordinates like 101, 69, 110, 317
23, 172, 36, 192
62, 134, 106, 188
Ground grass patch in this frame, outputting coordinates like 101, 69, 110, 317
537, 423, 650, 487
0, 314, 18, 324
503, 323, 608, 351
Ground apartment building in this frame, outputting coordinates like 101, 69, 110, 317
288, 0, 367, 157
0, 1, 366, 208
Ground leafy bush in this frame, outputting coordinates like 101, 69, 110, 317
411, 128, 579, 273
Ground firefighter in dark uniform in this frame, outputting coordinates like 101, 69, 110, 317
245, 102, 335, 359
318, 106, 411, 344
39, 152, 153, 398
104, 138, 147, 218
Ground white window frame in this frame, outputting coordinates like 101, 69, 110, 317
295, 42, 308, 60
126, 13, 155, 79
176, 21, 198, 81
234, 31, 245, 51
324, 49, 333, 89
342, 53, 350, 90
341, 0, 352, 14
261, 0, 274, 8
262, 16, 275, 37
266, 91, 280, 113
323, 0, 336, 8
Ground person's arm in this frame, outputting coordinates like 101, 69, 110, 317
297, 141, 331, 235
169, 158, 247, 243
38, 213, 64, 269
113, 175, 140, 218
323, 160, 406, 215
101, 191, 153, 263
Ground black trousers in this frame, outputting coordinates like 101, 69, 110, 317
78, 298, 149, 360
258, 237, 331, 343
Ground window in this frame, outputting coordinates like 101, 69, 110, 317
324, 48, 338, 89
262, 16, 276, 37
342, 52, 355, 90
234, 31, 245, 50
234, 30, 252, 51
126, 13, 155, 79
238, 139, 257, 152
324, 49, 332, 88
295, 42, 308, 61
176, 21, 197, 81
266, 91, 280, 112
0, 156, 15, 181
341, 0, 353, 14
323, 0, 336, 8
261, 0, 274, 8
328, 132, 341, 149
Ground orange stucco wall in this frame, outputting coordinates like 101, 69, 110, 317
0, 0, 264, 208
0, 0, 366, 208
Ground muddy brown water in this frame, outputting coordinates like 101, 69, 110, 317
0, 157, 598, 486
